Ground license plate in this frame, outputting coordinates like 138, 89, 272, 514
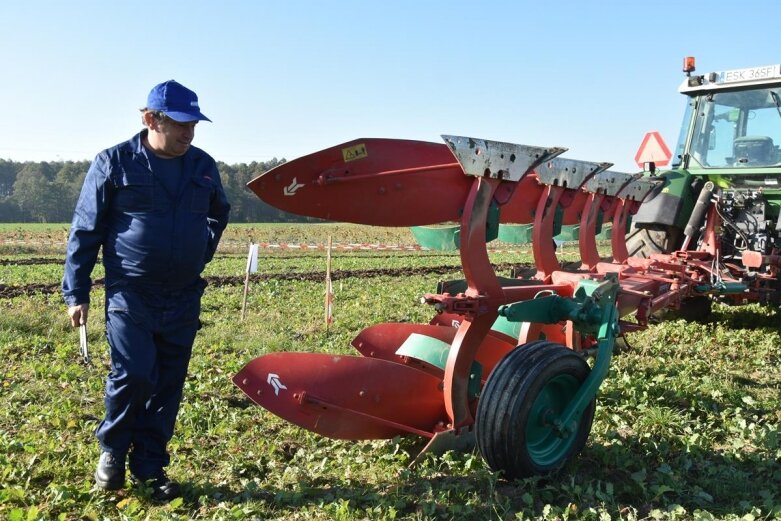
717, 65, 781, 84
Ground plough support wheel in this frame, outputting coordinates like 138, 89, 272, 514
476, 341, 595, 479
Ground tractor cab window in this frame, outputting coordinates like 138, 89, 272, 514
672, 98, 694, 168
688, 87, 781, 168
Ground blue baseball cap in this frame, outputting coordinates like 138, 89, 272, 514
146, 80, 211, 122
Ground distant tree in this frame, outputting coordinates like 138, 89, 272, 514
54, 161, 89, 221
218, 162, 243, 220
0, 196, 24, 221
0, 159, 19, 197
11, 163, 59, 222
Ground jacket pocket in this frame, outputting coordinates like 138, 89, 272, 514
113, 171, 154, 212
190, 176, 213, 213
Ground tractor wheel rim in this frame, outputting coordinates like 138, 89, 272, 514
525, 374, 581, 467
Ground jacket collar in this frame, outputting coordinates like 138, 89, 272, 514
127, 130, 152, 172
127, 129, 200, 179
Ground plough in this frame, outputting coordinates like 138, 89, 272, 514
233, 134, 777, 478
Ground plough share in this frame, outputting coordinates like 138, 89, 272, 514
234, 135, 778, 478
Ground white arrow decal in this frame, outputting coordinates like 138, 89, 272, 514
267, 373, 288, 395
283, 178, 305, 196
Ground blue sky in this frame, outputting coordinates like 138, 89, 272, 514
2, 0, 779, 172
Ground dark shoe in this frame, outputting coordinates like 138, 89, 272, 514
95, 451, 125, 490
132, 472, 181, 502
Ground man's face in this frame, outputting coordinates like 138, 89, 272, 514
148, 115, 198, 158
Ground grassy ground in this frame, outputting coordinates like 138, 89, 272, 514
0, 223, 422, 257
0, 225, 779, 520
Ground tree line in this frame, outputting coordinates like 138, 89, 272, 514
0, 157, 319, 223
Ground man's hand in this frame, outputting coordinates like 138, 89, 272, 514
68, 304, 89, 327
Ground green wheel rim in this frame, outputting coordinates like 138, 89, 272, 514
525, 374, 581, 467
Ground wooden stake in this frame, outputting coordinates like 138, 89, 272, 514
240, 269, 250, 321
325, 235, 333, 330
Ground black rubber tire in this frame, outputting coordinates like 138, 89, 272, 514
475, 340, 595, 480
625, 223, 683, 258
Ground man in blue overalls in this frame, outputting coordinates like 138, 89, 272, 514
63, 80, 231, 501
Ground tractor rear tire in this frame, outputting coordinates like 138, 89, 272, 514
625, 223, 683, 259
475, 340, 595, 479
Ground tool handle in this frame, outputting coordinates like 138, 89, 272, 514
79, 324, 90, 365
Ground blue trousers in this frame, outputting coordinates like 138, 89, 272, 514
96, 283, 202, 479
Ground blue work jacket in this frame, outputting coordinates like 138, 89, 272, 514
62, 130, 231, 306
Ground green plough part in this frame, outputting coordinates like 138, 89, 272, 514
410, 202, 500, 250
396, 333, 482, 399
498, 224, 533, 244
410, 225, 460, 251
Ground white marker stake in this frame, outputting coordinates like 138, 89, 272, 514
241, 242, 258, 321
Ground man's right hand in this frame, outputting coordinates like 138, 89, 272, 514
68, 304, 89, 327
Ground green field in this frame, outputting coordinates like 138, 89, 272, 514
0, 223, 422, 257
0, 225, 779, 520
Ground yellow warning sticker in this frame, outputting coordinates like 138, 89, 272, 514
342, 143, 368, 162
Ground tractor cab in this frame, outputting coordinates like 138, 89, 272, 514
675, 59, 781, 176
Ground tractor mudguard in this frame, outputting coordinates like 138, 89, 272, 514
632, 170, 698, 229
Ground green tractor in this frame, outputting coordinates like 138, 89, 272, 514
628, 58, 781, 305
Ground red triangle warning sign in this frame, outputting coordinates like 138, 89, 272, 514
635, 131, 672, 168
